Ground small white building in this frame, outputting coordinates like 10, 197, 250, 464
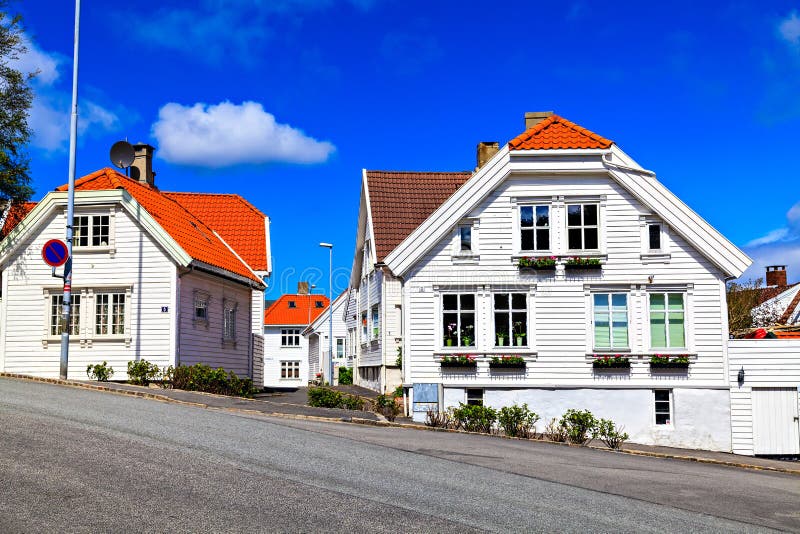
0, 149, 270, 381
303, 291, 351, 384
262, 292, 328, 388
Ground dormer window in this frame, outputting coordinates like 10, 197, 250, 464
288, 301, 296, 308
73, 215, 110, 248
315, 301, 324, 308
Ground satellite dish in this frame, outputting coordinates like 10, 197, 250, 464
110, 141, 135, 169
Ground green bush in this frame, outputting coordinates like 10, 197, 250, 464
307, 387, 344, 408
338, 366, 353, 385
375, 394, 401, 421
340, 394, 364, 410
86, 361, 114, 381
452, 403, 497, 433
542, 418, 568, 442
593, 418, 629, 450
395, 346, 402, 368
498, 403, 540, 438
170, 363, 254, 397
559, 409, 598, 445
127, 359, 160, 386
392, 385, 403, 398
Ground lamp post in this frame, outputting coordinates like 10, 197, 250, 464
320, 243, 333, 385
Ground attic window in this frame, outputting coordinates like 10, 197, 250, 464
288, 301, 296, 308
315, 301, 324, 308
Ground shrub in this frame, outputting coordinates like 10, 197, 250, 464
392, 385, 404, 398
86, 361, 114, 381
375, 394, 401, 421
307, 387, 343, 408
170, 363, 254, 397
559, 409, 598, 445
542, 418, 568, 442
127, 359, 160, 386
498, 403, 540, 438
452, 403, 497, 433
340, 394, 365, 411
593, 419, 629, 450
425, 408, 451, 428
395, 346, 402, 368
338, 366, 353, 385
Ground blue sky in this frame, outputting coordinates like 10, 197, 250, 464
14, 1, 800, 296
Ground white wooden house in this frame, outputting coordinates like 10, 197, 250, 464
262, 292, 328, 388
303, 291, 350, 384
349, 112, 752, 451
0, 148, 270, 381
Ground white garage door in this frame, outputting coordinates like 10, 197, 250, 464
752, 387, 800, 455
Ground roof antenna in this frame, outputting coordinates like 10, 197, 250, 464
109, 140, 135, 177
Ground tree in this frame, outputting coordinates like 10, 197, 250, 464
726, 278, 765, 333
0, 3, 34, 219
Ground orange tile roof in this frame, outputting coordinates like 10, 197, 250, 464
56, 168, 262, 285
366, 170, 472, 261
508, 114, 613, 151
264, 294, 330, 325
163, 192, 269, 272
1, 201, 37, 238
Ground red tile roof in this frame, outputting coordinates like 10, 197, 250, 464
1, 201, 37, 238
56, 168, 262, 284
508, 114, 613, 151
163, 192, 269, 272
264, 294, 330, 325
366, 171, 472, 261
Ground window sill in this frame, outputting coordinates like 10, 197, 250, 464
452, 254, 479, 265
434, 350, 538, 360
585, 352, 697, 361
641, 252, 671, 264
73, 246, 115, 255
222, 339, 237, 348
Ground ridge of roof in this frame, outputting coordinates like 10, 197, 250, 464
264, 294, 330, 325
508, 114, 613, 151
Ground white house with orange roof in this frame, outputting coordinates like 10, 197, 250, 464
0, 145, 271, 382
263, 290, 329, 388
348, 112, 753, 452
303, 291, 350, 384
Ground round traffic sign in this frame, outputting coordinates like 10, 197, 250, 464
42, 239, 69, 267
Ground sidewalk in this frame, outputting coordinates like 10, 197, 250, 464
2, 373, 797, 475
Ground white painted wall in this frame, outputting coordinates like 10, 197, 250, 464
728, 339, 800, 455
263, 325, 308, 388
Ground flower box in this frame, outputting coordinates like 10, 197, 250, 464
592, 355, 630, 369
649, 354, 690, 370
489, 356, 526, 370
440, 355, 477, 369
517, 257, 557, 270
649, 362, 690, 369
564, 257, 602, 270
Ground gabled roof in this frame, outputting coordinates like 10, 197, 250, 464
1, 201, 37, 239
163, 192, 269, 273
508, 114, 613, 151
264, 294, 330, 326
366, 170, 471, 261
55, 168, 262, 284
302, 290, 347, 335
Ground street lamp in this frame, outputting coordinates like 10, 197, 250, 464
319, 242, 333, 385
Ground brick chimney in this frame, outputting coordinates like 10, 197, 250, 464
525, 111, 554, 130
476, 141, 499, 171
131, 143, 156, 186
297, 281, 309, 295
766, 265, 787, 287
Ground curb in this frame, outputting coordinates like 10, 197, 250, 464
4, 373, 798, 476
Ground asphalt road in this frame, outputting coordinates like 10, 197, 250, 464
1, 378, 797, 533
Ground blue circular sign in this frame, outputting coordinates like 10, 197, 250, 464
42, 239, 69, 267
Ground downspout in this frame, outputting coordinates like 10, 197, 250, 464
176, 264, 195, 367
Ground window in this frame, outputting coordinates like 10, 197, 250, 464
361, 311, 368, 340
73, 215, 109, 247
95, 293, 125, 335
442, 294, 475, 347
654, 389, 672, 425
371, 306, 379, 339
566, 203, 599, 250
649, 293, 685, 348
466, 388, 484, 406
648, 223, 661, 251
459, 225, 472, 252
520, 205, 550, 251
281, 328, 300, 347
593, 293, 629, 350
288, 300, 296, 309
336, 338, 345, 358
50, 294, 80, 336
315, 300, 325, 308
281, 361, 300, 379
223, 301, 237, 341
194, 292, 209, 323
493, 293, 527, 347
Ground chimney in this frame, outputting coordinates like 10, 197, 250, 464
476, 141, 499, 171
525, 111, 554, 130
297, 281, 309, 295
131, 143, 156, 186
766, 265, 787, 287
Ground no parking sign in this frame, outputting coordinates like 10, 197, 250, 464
42, 239, 69, 267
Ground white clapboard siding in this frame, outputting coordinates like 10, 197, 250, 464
357, 269, 383, 367
728, 339, 800, 455
177, 270, 253, 378
263, 325, 308, 388
405, 175, 729, 388
0, 205, 175, 380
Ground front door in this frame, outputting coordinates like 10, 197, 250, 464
752, 387, 800, 455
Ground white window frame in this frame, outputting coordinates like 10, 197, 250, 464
371, 305, 379, 340
640, 216, 671, 262
492, 292, 529, 348
440, 292, 477, 349
72, 208, 116, 253
361, 311, 368, 343
466, 388, 484, 406
452, 218, 479, 260
280, 360, 301, 379
281, 328, 301, 347
335, 337, 345, 358
49, 294, 81, 336
591, 292, 630, 351
95, 292, 126, 337
43, 286, 132, 348
565, 202, 600, 252
648, 291, 687, 350
518, 204, 551, 253
193, 290, 210, 326
223, 300, 238, 343
654, 389, 673, 426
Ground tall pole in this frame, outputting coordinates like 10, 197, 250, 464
320, 243, 333, 384
60, 0, 81, 380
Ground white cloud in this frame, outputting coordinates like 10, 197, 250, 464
152, 101, 335, 167
779, 10, 800, 45
746, 227, 789, 247
739, 200, 800, 284
14, 33, 120, 152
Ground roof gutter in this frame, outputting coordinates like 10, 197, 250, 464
192, 260, 266, 290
